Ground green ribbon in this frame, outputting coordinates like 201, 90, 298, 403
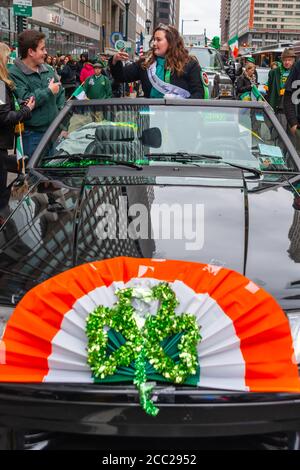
86, 283, 201, 416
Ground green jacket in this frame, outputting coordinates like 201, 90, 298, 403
83, 73, 112, 100
266, 66, 290, 111
9, 59, 65, 132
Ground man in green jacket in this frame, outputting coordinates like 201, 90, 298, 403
265, 47, 296, 131
83, 62, 112, 99
9, 30, 65, 158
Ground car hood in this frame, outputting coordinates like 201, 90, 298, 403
0, 170, 299, 310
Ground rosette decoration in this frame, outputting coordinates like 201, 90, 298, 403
0, 257, 299, 416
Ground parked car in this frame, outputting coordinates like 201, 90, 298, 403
1, 99, 300, 450
188, 46, 234, 98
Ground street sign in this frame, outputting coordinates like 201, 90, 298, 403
13, 0, 32, 17
110, 31, 124, 47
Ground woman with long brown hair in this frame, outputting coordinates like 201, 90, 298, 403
110, 24, 204, 99
236, 62, 258, 100
0, 42, 34, 206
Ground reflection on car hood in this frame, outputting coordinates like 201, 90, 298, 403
204, 70, 232, 84
0, 171, 299, 310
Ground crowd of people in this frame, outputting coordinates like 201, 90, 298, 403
224, 47, 300, 150
1, 23, 300, 209
0, 24, 205, 208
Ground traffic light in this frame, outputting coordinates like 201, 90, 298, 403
16, 16, 27, 34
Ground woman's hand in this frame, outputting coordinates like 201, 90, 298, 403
112, 50, 129, 65
25, 96, 35, 111
290, 124, 298, 136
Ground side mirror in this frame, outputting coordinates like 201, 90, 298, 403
141, 127, 162, 148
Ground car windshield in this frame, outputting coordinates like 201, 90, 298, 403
38, 103, 297, 173
189, 48, 223, 71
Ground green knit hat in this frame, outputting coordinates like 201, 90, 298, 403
246, 57, 255, 64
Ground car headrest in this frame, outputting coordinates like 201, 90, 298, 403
95, 124, 135, 142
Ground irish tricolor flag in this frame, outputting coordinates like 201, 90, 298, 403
0, 257, 299, 393
71, 83, 88, 100
228, 35, 239, 58
16, 132, 25, 173
16, 133, 24, 161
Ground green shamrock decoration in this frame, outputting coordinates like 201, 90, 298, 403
86, 283, 201, 416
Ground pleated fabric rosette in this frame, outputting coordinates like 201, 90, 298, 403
0, 257, 299, 413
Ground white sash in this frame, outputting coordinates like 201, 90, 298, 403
147, 62, 191, 99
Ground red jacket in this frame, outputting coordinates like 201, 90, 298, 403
80, 63, 94, 83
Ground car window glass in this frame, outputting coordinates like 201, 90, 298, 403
189, 48, 223, 71
38, 104, 297, 173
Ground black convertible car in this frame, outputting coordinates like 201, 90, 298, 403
0, 99, 300, 450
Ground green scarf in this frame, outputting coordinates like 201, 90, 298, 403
279, 63, 290, 91
150, 57, 171, 98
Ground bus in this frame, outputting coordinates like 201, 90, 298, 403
247, 43, 294, 67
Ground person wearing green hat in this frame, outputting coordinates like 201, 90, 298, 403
83, 61, 112, 100
266, 47, 296, 131
235, 56, 258, 82
245, 57, 258, 82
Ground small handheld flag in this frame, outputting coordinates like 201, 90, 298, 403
251, 85, 265, 102
71, 83, 88, 100
13, 95, 26, 174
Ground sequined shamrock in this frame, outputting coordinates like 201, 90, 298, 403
86, 283, 201, 416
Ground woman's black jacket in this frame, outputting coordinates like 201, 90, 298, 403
110, 58, 204, 99
0, 81, 31, 149
235, 74, 252, 99
60, 63, 77, 87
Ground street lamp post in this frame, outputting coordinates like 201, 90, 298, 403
181, 19, 199, 36
123, 0, 131, 97
124, 0, 130, 42
145, 18, 151, 35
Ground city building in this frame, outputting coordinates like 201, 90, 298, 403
183, 34, 205, 47
136, 0, 154, 37
135, 0, 154, 54
30, 1, 103, 57
0, 1, 139, 58
229, 0, 300, 50
101, 0, 138, 53
220, 0, 231, 46
154, 0, 180, 29
1, 0, 58, 5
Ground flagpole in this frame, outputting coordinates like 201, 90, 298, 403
20, 132, 25, 174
